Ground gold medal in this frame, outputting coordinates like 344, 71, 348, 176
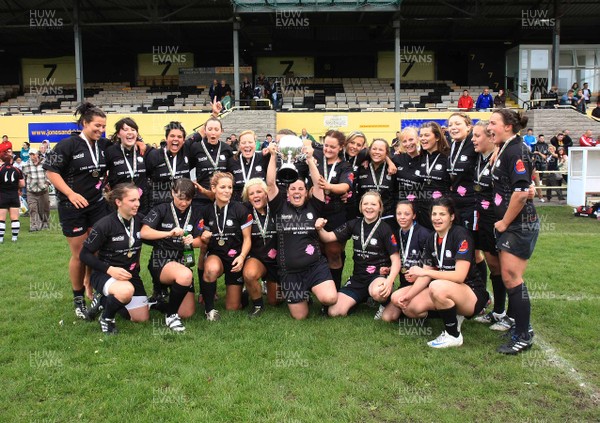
218, 239, 225, 247
127, 251, 133, 258
474, 184, 482, 192
400, 267, 408, 274
92, 170, 99, 178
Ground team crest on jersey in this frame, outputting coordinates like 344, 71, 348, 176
515, 159, 526, 174
445, 250, 452, 258
370, 239, 378, 245
226, 219, 233, 226
306, 212, 313, 219
255, 165, 262, 172
137, 156, 144, 163
458, 240, 469, 253
435, 164, 443, 170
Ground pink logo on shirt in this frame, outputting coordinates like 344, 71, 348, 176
346, 190, 353, 198
305, 244, 315, 255
457, 186, 467, 197
138, 188, 143, 197
268, 248, 277, 259
407, 194, 416, 202
129, 262, 137, 271
432, 191, 442, 199
494, 193, 503, 206
481, 200, 490, 210
228, 249, 237, 258
95, 181, 102, 190
325, 195, 331, 204
366, 265, 376, 274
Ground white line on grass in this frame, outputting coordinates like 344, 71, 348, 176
530, 294, 600, 301
535, 334, 600, 406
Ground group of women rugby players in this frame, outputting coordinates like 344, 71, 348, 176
45, 101, 538, 355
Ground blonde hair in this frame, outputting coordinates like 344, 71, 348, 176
474, 120, 492, 137
210, 172, 234, 188
242, 178, 267, 202
398, 127, 420, 154
359, 191, 383, 217
238, 129, 256, 142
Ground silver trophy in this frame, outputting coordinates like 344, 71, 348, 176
277, 135, 305, 184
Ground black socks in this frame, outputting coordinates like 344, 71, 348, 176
103, 295, 126, 320
168, 282, 189, 316
490, 274, 506, 314
507, 283, 531, 338
438, 305, 460, 337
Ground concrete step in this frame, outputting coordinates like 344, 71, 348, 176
526, 109, 600, 143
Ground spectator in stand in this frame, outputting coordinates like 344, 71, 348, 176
550, 132, 567, 152
229, 133, 239, 152
494, 89, 506, 108
21, 149, 50, 231
261, 134, 273, 150
215, 79, 231, 102
560, 89, 575, 106
13, 157, 23, 170
562, 129, 574, 153
574, 89, 586, 114
545, 86, 559, 109
209, 79, 218, 102
457, 90, 474, 111
579, 130, 596, 147
545, 145, 564, 201
240, 76, 253, 106
557, 147, 568, 185
523, 128, 536, 151
0, 135, 11, 155
39, 140, 50, 160
592, 99, 600, 119
571, 82, 580, 91
20, 142, 31, 163
221, 89, 233, 110
476, 88, 494, 111
582, 82, 591, 104
300, 128, 316, 144
532, 134, 549, 201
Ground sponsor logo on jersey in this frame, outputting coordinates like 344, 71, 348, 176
515, 159, 526, 174
112, 235, 125, 242
73, 153, 85, 160
458, 240, 469, 253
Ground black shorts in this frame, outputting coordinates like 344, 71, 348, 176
148, 249, 196, 292
467, 285, 490, 318
475, 218, 498, 255
91, 270, 147, 297
207, 253, 243, 286
58, 199, 110, 237
280, 257, 332, 304
247, 255, 279, 283
340, 274, 382, 303
495, 221, 539, 260
0, 192, 19, 209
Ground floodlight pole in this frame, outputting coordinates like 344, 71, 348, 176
73, 0, 84, 104
551, 0, 561, 88
233, 20, 241, 107
394, 20, 401, 112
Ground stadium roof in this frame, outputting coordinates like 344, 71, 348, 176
0, 0, 598, 59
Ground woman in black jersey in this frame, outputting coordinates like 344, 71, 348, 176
313, 130, 353, 291
189, 117, 233, 207
316, 191, 400, 317
140, 178, 201, 331
105, 118, 148, 213
381, 201, 431, 322
488, 109, 538, 355
0, 152, 24, 243
44, 103, 110, 319
393, 127, 421, 203
471, 121, 511, 331
342, 131, 367, 221
227, 130, 269, 202
144, 121, 193, 304
241, 178, 280, 316
145, 122, 192, 208
356, 139, 397, 226
199, 172, 253, 321
390, 198, 489, 348
80, 183, 146, 334
266, 139, 338, 320
446, 113, 477, 229
415, 122, 451, 230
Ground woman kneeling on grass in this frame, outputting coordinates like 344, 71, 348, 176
315, 191, 400, 317
140, 178, 201, 332
389, 197, 489, 348
80, 183, 148, 334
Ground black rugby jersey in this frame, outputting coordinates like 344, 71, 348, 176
473, 152, 495, 222
189, 138, 233, 201
356, 162, 397, 218
393, 152, 421, 202
270, 190, 324, 273
491, 136, 537, 224
200, 200, 253, 258
246, 203, 278, 265
422, 225, 484, 290
0, 163, 23, 194
81, 212, 143, 274
398, 222, 432, 269
447, 135, 477, 204
334, 218, 397, 283
145, 147, 191, 206
227, 152, 270, 201
43, 135, 110, 204
416, 150, 451, 200
105, 143, 147, 191
142, 202, 203, 251
312, 155, 353, 216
